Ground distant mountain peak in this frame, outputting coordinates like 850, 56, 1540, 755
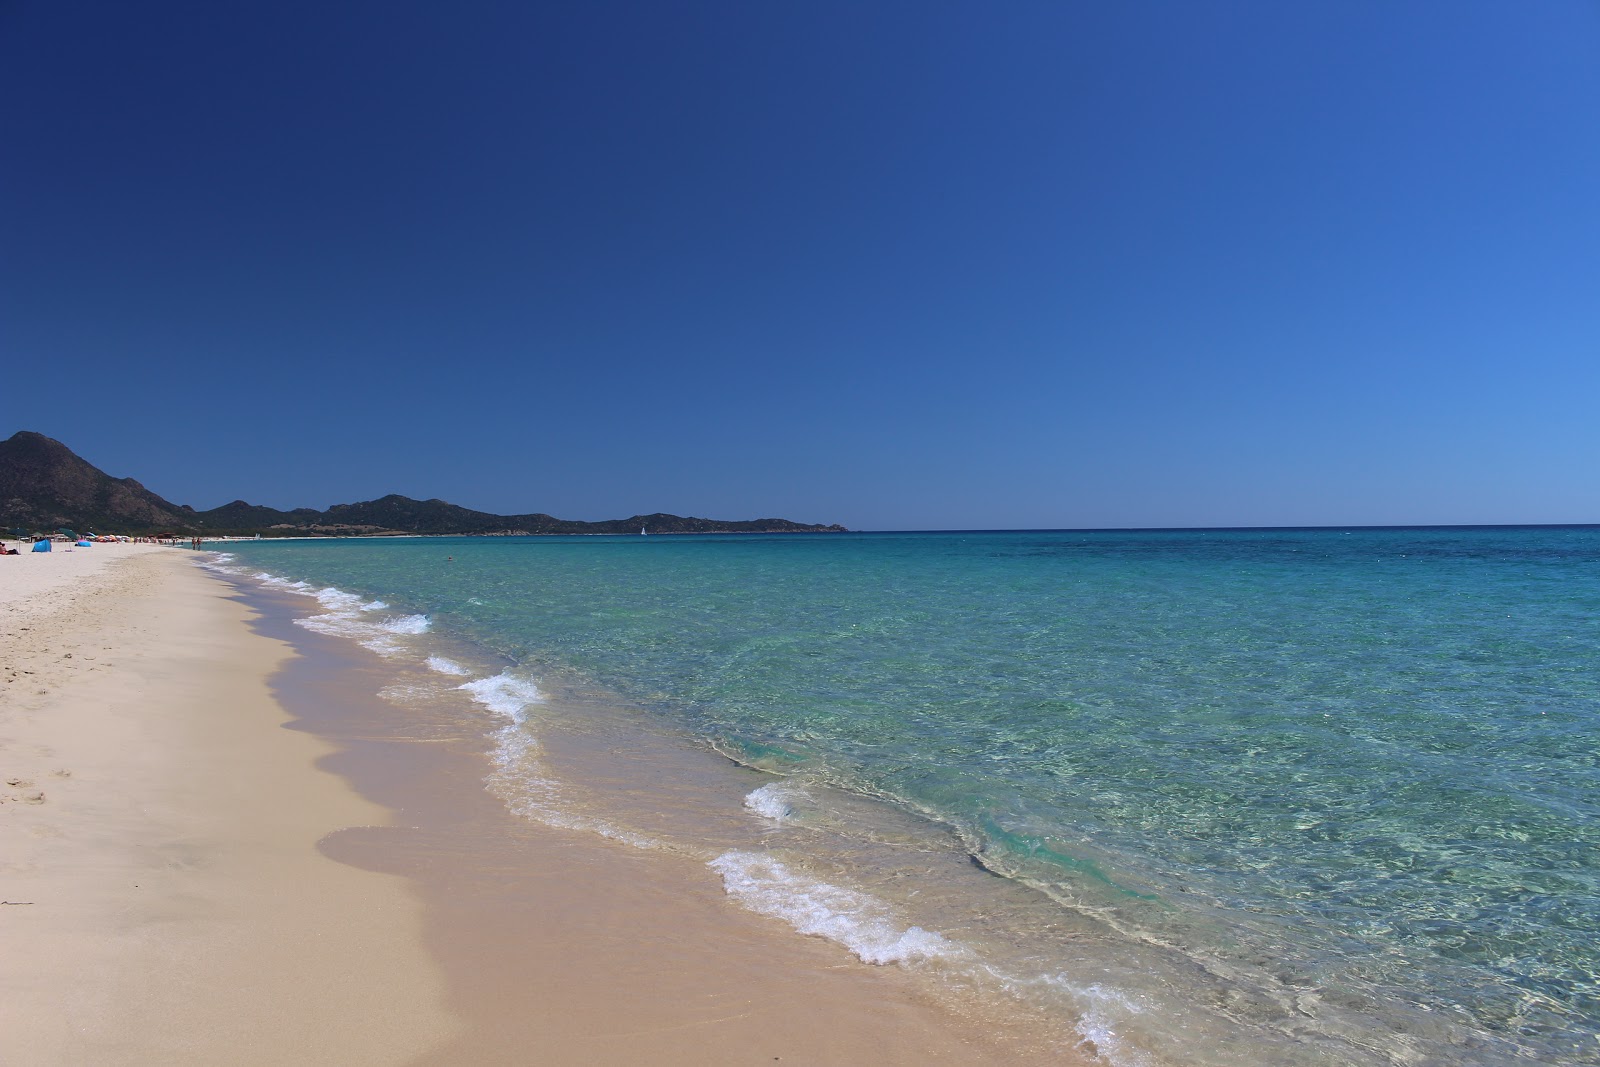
0, 430, 193, 531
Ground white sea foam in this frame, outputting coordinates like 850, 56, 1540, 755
457, 671, 543, 722
312, 586, 374, 612
197, 555, 244, 576
470, 671, 661, 848
426, 656, 471, 676
708, 851, 957, 965
291, 584, 431, 655
744, 782, 803, 823
485, 719, 660, 850
226, 572, 655, 849
256, 572, 314, 592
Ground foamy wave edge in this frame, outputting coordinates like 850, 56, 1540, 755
743, 782, 804, 823
199, 560, 658, 849
198, 556, 433, 657
458, 671, 544, 722
290, 585, 430, 655
709, 850, 956, 966
427, 656, 471, 676
733, 792, 1152, 1064
467, 671, 663, 851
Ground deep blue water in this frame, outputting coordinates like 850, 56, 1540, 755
210, 527, 1600, 1065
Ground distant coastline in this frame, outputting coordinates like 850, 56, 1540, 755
0, 431, 848, 538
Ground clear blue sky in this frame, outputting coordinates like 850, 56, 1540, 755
3, 1, 1596, 530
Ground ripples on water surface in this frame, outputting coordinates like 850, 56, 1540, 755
213, 527, 1600, 1065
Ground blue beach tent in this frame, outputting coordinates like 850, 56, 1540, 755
75, 540, 92, 547
31, 540, 51, 552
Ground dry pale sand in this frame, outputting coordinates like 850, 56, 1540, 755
1, 545, 1059, 1065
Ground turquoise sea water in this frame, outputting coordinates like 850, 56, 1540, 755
208, 528, 1600, 1065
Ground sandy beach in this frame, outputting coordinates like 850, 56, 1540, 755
1, 544, 455, 1063
1, 545, 1034, 1065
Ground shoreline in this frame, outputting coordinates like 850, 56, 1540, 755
211, 530, 1558, 1067
225, 565, 1044, 1064
3, 545, 1046, 1063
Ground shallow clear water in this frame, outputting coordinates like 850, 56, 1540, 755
209, 528, 1600, 1065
